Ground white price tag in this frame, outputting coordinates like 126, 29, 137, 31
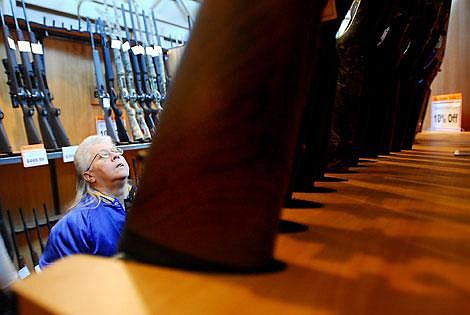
31, 42, 44, 55
131, 45, 145, 55
62, 145, 78, 163
18, 40, 31, 52
153, 45, 163, 55
430, 94, 462, 131
111, 39, 122, 49
122, 41, 131, 52
145, 46, 155, 56
18, 266, 31, 279
102, 97, 111, 109
21, 144, 48, 168
7, 37, 16, 50
96, 118, 118, 136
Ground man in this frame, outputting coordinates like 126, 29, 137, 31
39, 135, 131, 268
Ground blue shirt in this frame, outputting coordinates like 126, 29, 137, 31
39, 193, 126, 269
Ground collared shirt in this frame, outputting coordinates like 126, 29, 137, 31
39, 192, 126, 269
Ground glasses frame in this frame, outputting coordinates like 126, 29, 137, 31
85, 146, 124, 173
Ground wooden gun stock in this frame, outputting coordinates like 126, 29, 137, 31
121, 1, 327, 272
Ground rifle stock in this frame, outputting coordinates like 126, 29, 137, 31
32, 208, 44, 253
0, 203, 13, 260
42, 204, 51, 232
18, 208, 40, 269
120, 1, 327, 271
6, 210, 30, 277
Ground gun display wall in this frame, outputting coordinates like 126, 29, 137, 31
0, 0, 185, 276
0, 0, 455, 277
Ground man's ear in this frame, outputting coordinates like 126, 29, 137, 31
83, 171, 96, 183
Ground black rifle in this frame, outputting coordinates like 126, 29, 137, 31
32, 208, 44, 253
6, 210, 29, 275
43, 203, 52, 232
0, 8, 41, 145
88, 20, 119, 142
151, 11, 168, 101
0, 105, 12, 154
9, 0, 58, 150
135, 9, 162, 126
20, 0, 71, 148
121, 4, 155, 134
0, 203, 13, 260
18, 208, 40, 269
96, 19, 130, 144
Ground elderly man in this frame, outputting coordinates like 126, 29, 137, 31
39, 135, 131, 268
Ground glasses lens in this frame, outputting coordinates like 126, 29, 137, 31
111, 147, 124, 155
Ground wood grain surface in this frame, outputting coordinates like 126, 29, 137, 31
12, 131, 470, 315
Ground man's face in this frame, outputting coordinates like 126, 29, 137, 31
85, 142, 130, 188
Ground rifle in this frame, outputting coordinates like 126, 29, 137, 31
18, 208, 40, 271
135, 8, 162, 126
87, 19, 119, 142
43, 203, 52, 232
20, 0, 71, 148
6, 210, 30, 278
112, 1, 151, 141
150, 11, 168, 102
121, 3, 155, 134
32, 208, 44, 253
9, 0, 58, 150
0, 105, 12, 154
0, 203, 13, 260
0, 8, 42, 146
107, 12, 146, 142
96, 19, 130, 144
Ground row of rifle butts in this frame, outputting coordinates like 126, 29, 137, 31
0, 0, 170, 155
0, 203, 53, 278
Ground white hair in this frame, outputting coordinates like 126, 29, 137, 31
69, 135, 115, 209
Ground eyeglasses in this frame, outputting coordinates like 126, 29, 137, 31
85, 146, 124, 172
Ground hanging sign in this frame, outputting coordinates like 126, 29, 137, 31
430, 93, 462, 131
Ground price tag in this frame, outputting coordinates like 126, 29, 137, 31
18, 40, 31, 52
145, 46, 155, 56
153, 45, 163, 55
21, 144, 48, 168
31, 42, 44, 55
122, 41, 131, 52
131, 45, 145, 55
102, 97, 111, 109
62, 145, 78, 163
7, 37, 16, 50
95, 116, 119, 136
111, 39, 122, 49
430, 93, 462, 131
18, 266, 31, 279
